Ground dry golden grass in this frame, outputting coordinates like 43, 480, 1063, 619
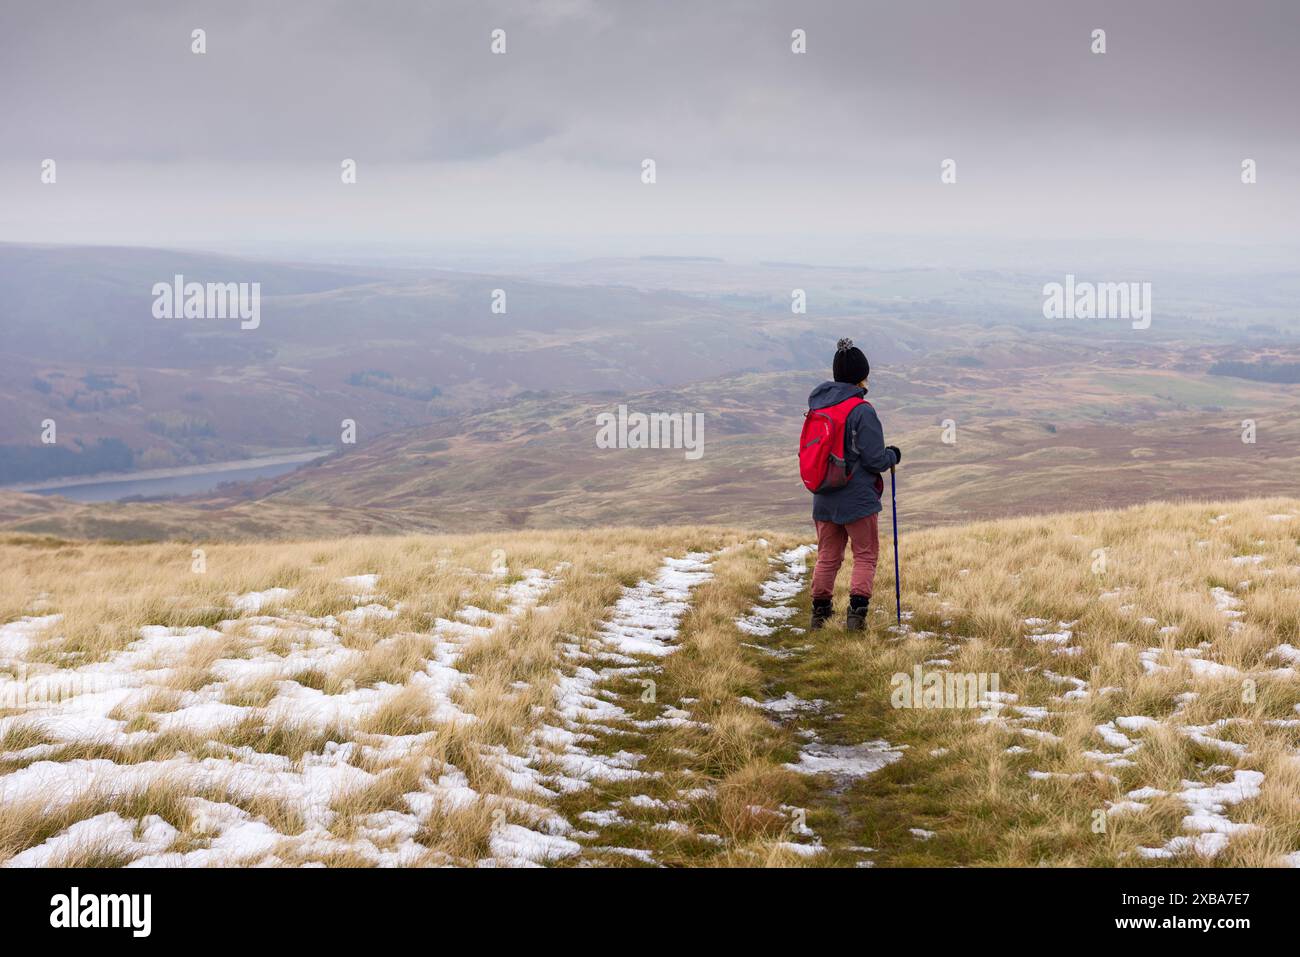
1, 498, 1298, 868
773, 495, 1300, 867
0, 526, 798, 866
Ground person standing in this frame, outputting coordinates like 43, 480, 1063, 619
805, 339, 900, 631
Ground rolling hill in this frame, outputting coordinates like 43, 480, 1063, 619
4, 242, 1300, 543
4, 342, 1299, 541
0, 243, 934, 481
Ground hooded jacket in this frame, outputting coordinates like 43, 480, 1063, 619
807, 380, 898, 524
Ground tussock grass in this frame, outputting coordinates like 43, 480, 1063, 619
2, 501, 1297, 867
774, 496, 1300, 866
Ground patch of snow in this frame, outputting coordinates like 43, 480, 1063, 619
776, 841, 824, 857
587, 846, 657, 865
596, 554, 714, 658
488, 823, 581, 866
734, 545, 812, 637
4, 812, 178, 867
1136, 770, 1263, 860
231, 588, 295, 614
785, 740, 904, 779
339, 574, 380, 596
0, 615, 62, 663
741, 692, 826, 716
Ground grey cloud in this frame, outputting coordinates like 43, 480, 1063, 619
4, 0, 1298, 163
0, 0, 1296, 247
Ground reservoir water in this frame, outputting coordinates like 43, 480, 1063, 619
22, 456, 325, 503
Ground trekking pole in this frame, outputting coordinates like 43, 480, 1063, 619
890, 465, 901, 626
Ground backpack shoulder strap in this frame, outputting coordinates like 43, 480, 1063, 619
829, 395, 862, 460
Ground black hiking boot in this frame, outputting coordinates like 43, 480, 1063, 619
846, 595, 869, 632
810, 599, 833, 631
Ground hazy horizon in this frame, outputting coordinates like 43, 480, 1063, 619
6, 234, 1300, 278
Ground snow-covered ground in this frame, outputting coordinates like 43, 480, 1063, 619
525, 551, 720, 864
1, 569, 570, 867
5, 507, 1297, 868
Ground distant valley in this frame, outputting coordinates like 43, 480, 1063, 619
2, 243, 1298, 541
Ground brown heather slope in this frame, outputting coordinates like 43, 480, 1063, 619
4, 345, 1299, 543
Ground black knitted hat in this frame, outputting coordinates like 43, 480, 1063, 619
832, 338, 870, 384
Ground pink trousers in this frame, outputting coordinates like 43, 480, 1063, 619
812, 514, 880, 600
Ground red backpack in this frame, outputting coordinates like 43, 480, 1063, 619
799, 396, 866, 492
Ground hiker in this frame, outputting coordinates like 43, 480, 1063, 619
801, 339, 900, 632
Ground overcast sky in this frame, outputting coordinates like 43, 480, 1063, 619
1, 0, 1297, 261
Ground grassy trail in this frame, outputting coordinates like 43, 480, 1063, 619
2, 497, 1298, 867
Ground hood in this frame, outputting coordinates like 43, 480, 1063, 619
808, 380, 866, 410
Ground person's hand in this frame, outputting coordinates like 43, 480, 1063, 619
887, 445, 902, 465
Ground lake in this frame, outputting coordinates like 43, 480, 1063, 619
26, 457, 322, 503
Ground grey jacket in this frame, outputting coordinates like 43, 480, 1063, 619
807, 380, 898, 524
